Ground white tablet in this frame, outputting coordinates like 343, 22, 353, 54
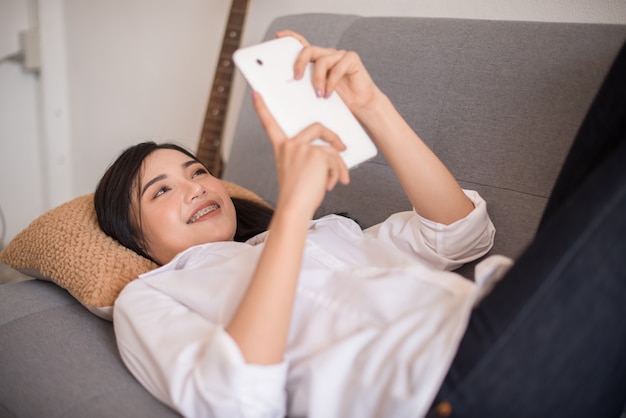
233, 36, 377, 169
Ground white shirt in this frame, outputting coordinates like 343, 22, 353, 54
114, 190, 508, 418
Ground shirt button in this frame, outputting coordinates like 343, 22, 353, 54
434, 401, 453, 417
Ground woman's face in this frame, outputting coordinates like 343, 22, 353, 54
134, 149, 237, 264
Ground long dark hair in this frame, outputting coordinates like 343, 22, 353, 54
94, 141, 273, 264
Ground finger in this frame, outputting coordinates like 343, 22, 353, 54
275, 30, 310, 47
337, 152, 350, 186
326, 162, 340, 191
293, 45, 340, 81
324, 51, 361, 98
326, 146, 350, 187
310, 50, 347, 98
325, 151, 350, 190
297, 123, 347, 151
251, 91, 286, 146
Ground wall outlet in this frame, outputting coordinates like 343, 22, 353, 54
19, 27, 40, 71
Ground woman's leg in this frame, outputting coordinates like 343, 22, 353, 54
539, 40, 626, 230
430, 43, 626, 417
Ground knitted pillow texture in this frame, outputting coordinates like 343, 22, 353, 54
0, 181, 269, 320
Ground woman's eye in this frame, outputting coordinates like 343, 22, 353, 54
193, 168, 208, 177
153, 187, 169, 199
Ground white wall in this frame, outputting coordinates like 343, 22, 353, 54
1, 0, 625, 245
224, 0, 626, 159
64, 0, 230, 197
0, 0, 45, 248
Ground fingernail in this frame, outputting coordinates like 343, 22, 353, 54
315, 89, 323, 98
251, 91, 258, 100
294, 69, 302, 79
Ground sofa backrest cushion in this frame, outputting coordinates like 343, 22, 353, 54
225, 14, 626, 267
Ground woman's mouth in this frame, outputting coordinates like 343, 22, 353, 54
187, 204, 220, 224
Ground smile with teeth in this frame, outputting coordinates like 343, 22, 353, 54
187, 204, 219, 224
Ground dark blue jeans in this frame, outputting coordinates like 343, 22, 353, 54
430, 42, 626, 417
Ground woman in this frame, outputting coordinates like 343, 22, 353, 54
96, 31, 626, 417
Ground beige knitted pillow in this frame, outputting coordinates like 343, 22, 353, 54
0, 181, 270, 320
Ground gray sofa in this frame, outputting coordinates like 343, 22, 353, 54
1, 13, 625, 418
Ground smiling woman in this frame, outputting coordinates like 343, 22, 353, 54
133, 148, 238, 264
93, 33, 499, 417
94, 142, 273, 265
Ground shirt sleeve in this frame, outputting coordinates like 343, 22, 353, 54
113, 278, 288, 418
363, 189, 495, 271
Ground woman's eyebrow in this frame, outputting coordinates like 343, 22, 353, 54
182, 160, 199, 168
141, 160, 201, 196
142, 174, 166, 197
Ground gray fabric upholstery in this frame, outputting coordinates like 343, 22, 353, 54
1, 14, 625, 417
226, 15, 626, 263
0, 280, 180, 417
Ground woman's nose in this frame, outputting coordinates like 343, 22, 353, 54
186, 182, 206, 203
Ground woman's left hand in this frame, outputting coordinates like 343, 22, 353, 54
276, 31, 474, 225
276, 30, 382, 117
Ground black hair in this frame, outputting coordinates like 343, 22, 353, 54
94, 141, 273, 264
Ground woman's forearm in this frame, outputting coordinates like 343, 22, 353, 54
356, 91, 474, 225
225, 204, 309, 364
233, 87, 350, 365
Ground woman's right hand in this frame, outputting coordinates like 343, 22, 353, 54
252, 91, 350, 219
